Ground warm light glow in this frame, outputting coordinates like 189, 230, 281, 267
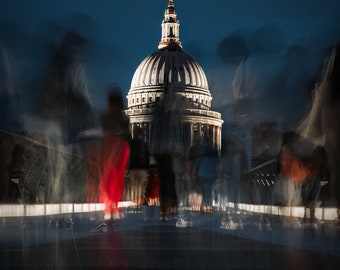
98, 135, 130, 215
280, 146, 319, 182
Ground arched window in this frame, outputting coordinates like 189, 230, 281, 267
169, 26, 174, 37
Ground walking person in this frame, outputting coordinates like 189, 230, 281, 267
190, 137, 219, 213
98, 88, 130, 221
127, 127, 149, 205
150, 84, 185, 220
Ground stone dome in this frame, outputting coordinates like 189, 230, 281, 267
130, 46, 209, 91
127, 45, 212, 109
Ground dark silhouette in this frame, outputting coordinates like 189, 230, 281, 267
36, 31, 96, 145
150, 85, 185, 220
319, 44, 340, 224
126, 127, 149, 205
277, 132, 328, 223
189, 137, 219, 213
30, 31, 97, 203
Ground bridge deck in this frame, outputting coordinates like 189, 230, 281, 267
1, 206, 339, 269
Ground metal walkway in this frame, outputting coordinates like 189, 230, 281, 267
1, 207, 340, 269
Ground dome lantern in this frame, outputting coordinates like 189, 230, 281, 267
158, 0, 182, 49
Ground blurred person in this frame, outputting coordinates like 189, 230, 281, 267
36, 31, 95, 144
98, 89, 130, 221
317, 44, 340, 226
31, 31, 96, 203
173, 154, 190, 210
150, 85, 185, 221
281, 44, 340, 228
277, 132, 328, 227
153, 153, 177, 221
126, 126, 149, 205
189, 136, 219, 213
301, 146, 328, 225
217, 138, 248, 229
143, 166, 160, 221
145, 167, 159, 206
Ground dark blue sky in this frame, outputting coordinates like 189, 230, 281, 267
1, 0, 340, 128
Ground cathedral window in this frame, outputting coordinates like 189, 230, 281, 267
169, 26, 174, 37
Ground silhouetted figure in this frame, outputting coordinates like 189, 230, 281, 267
189, 138, 219, 213
150, 86, 185, 220
277, 132, 328, 225
32, 31, 96, 203
145, 167, 159, 206
220, 138, 247, 209
98, 89, 130, 219
288, 44, 340, 226
301, 146, 328, 224
126, 127, 149, 205
319, 44, 340, 224
37, 31, 96, 144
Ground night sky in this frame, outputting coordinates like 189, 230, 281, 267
1, 0, 340, 132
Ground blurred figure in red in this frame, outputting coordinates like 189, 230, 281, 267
98, 88, 130, 220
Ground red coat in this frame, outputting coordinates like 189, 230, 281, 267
98, 135, 130, 213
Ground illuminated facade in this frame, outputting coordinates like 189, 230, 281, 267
126, 0, 223, 153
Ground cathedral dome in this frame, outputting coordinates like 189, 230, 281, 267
127, 45, 213, 109
127, 44, 213, 109
130, 45, 209, 93
126, 0, 223, 152
127, 0, 213, 110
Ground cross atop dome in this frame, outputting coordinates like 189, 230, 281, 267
158, 0, 182, 49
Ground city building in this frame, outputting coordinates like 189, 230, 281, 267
125, 0, 223, 154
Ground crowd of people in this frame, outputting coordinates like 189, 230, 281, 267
1, 29, 340, 229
